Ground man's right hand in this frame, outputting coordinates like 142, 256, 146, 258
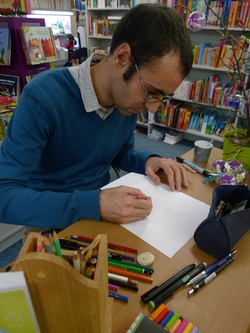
99, 185, 152, 224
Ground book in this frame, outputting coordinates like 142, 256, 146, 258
0, 0, 28, 14
19, 26, 57, 65
0, 74, 20, 103
182, 105, 192, 131
0, 271, 40, 332
0, 27, 11, 66
163, 129, 184, 145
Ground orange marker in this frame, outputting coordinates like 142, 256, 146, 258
150, 304, 166, 321
108, 266, 153, 283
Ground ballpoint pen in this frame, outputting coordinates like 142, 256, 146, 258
186, 250, 237, 286
141, 263, 196, 303
188, 255, 236, 295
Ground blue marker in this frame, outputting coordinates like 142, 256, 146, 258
160, 310, 174, 327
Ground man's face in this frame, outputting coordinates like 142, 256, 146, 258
110, 52, 184, 116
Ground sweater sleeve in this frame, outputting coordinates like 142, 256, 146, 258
0, 87, 101, 229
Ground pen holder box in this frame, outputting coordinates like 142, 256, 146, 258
11, 232, 113, 333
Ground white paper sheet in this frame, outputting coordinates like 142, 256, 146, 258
103, 173, 210, 258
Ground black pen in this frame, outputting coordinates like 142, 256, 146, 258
188, 255, 236, 295
148, 263, 207, 309
141, 263, 196, 303
176, 156, 211, 176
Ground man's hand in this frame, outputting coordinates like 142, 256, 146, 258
100, 186, 152, 224
145, 156, 196, 191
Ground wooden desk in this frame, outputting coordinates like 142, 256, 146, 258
59, 147, 250, 333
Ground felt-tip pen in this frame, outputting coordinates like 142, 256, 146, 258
141, 263, 196, 303
176, 157, 211, 176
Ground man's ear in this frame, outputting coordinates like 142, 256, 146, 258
113, 43, 132, 68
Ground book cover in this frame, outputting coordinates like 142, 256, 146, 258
0, 74, 20, 103
0, 27, 11, 66
19, 26, 57, 65
0, 271, 41, 333
182, 106, 192, 131
0, 0, 28, 14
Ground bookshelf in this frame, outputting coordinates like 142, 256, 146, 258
86, 6, 130, 55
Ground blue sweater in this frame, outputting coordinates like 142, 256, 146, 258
0, 68, 154, 229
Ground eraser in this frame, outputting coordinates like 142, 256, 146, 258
137, 252, 155, 266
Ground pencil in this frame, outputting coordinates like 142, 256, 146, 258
53, 230, 62, 258
36, 231, 43, 252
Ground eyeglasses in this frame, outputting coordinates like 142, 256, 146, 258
133, 58, 174, 104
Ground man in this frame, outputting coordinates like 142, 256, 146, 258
0, 4, 194, 229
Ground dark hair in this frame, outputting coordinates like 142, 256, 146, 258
67, 34, 77, 45
110, 4, 193, 80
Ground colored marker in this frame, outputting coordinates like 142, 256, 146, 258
108, 260, 153, 275
108, 278, 139, 291
150, 303, 166, 321
160, 310, 174, 327
175, 318, 189, 333
141, 263, 196, 303
190, 326, 199, 333
183, 322, 194, 333
108, 273, 138, 285
108, 266, 153, 283
169, 316, 183, 333
108, 283, 119, 291
165, 312, 180, 331
71, 235, 138, 253
108, 291, 128, 302
176, 156, 211, 176
154, 307, 169, 324
108, 258, 154, 273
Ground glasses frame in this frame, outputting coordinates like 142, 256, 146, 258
133, 57, 174, 104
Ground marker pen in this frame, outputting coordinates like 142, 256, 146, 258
176, 156, 211, 176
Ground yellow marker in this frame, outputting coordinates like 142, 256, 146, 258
182, 322, 194, 333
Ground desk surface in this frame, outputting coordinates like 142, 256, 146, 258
58, 147, 249, 333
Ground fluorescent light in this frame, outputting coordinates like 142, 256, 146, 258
31, 10, 74, 16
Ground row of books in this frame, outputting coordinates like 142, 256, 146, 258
87, 0, 131, 8
193, 39, 249, 71
88, 15, 121, 37
0, 74, 19, 140
153, 101, 234, 137
0, 0, 30, 14
174, 75, 250, 109
159, 0, 250, 28
29, 0, 72, 10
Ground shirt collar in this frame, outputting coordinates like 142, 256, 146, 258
68, 53, 114, 118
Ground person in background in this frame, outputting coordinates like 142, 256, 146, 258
0, 4, 194, 229
66, 34, 77, 52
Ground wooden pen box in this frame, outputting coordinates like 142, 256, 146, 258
11, 232, 113, 333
